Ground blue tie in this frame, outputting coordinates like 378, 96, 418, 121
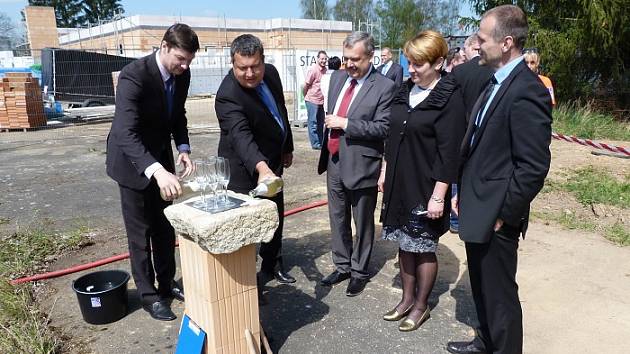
165, 76, 174, 116
256, 82, 285, 133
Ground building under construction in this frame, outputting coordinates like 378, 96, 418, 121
24, 6, 353, 59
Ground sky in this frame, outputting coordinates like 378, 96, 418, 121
1, 0, 475, 25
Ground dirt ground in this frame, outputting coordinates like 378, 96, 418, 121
0, 112, 629, 353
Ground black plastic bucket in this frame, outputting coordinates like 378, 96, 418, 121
72, 270, 130, 325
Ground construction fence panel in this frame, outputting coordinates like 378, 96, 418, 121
0, 46, 406, 141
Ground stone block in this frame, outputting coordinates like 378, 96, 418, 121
164, 192, 278, 254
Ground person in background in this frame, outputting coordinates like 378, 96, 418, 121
445, 46, 466, 72
463, 34, 481, 62
215, 34, 296, 288
376, 47, 404, 88
448, 33, 494, 234
321, 56, 342, 113
106, 24, 198, 321
379, 30, 465, 332
524, 50, 556, 106
303, 50, 329, 149
453, 33, 494, 119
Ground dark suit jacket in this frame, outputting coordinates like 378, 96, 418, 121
106, 53, 190, 190
458, 60, 552, 243
377, 62, 403, 88
215, 64, 294, 193
317, 68, 396, 190
450, 56, 494, 124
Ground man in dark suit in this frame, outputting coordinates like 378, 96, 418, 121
318, 32, 396, 297
215, 34, 295, 285
448, 34, 494, 234
447, 5, 552, 354
451, 34, 494, 123
106, 24, 199, 321
376, 47, 403, 88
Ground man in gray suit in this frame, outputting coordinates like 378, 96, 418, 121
318, 32, 396, 297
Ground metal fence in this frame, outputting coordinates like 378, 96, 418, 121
0, 45, 405, 139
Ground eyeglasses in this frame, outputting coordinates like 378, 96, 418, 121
523, 48, 539, 54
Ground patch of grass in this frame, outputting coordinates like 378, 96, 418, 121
0, 282, 60, 354
0, 224, 88, 279
0, 223, 90, 354
533, 210, 597, 231
540, 178, 562, 194
531, 210, 630, 247
606, 223, 630, 246
562, 167, 629, 208
553, 102, 630, 141
0, 217, 10, 225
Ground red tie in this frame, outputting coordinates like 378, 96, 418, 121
328, 79, 357, 155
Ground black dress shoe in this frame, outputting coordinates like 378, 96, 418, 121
319, 270, 351, 286
446, 341, 487, 354
170, 284, 185, 302
160, 281, 184, 302
273, 269, 296, 284
345, 277, 369, 297
143, 300, 176, 321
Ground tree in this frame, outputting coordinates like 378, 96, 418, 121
28, 0, 125, 27
0, 12, 17, 50
467, 0, 630, 108
80, 0, 124, 25
375, 0, 425, 49
333, 0, 376, 31
300, 0, 331, 20
28, 0, 84, 28
418, 0, 460, 36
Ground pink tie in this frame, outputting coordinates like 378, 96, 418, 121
328, 79, 357, 155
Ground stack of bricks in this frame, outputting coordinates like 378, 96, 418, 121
0, 73, 46, 130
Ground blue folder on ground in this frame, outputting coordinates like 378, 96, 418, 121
175, 315, 206, 354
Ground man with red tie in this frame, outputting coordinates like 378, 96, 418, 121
317, 32, 396, 297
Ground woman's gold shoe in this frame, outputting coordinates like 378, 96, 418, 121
383, 304, 413, 321
398, 308, 430, 332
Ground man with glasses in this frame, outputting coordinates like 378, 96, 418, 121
446, 46, 466, 72
318, 32, 396, 297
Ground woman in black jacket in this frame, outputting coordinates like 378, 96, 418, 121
379, 30, 465, 332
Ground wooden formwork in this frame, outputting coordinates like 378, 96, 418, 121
178, 236, 261, 354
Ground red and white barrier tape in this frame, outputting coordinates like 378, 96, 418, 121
551, 132, 630, 156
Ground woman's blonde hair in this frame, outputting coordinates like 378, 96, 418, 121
523, 51, 540, 66
403, 30, 448, 65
